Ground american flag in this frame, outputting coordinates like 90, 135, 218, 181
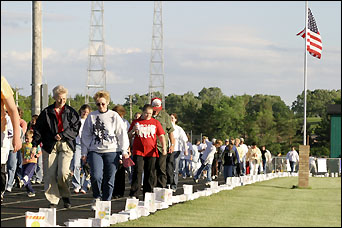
297, 8, 322, 59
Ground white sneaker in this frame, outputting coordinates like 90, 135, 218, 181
31, 180, 36, 184
19, 180, 25, 188
27, 192, 35, 197
5, 187, 12, 192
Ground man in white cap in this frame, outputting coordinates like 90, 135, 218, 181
151, 97, 175, 188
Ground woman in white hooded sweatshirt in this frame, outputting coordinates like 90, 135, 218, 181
81, 91, 129, 207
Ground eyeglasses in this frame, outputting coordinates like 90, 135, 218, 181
96, 103, 106, 107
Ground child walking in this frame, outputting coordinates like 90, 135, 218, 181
19, 130, 42, 197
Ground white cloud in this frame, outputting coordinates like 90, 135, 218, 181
105, 44, 142, 55
106, 70, 134, 85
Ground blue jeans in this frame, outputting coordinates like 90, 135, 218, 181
171, 151, 181, 189
88, 151, 119, 201
289, 161, 296, 173
6, 150, 18, 190
262, 160, 267, 174
195, 162, 212, 182
32, 155, 43, 182
180, 159, 191, 177
70, 145, 82, 190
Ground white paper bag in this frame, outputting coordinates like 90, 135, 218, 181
119, 209, 139, 220
110, 213, 129, 224
26, 211, 46, 227
226, 177, 232, 186
164, 188, 173, 205
95, 200, 111, 221
39, 208, 56, 227
209, 181, 218, 189
137, 206, 150, 216
153, 188, 167, 202
125, 198, 139, 210
90, 218, 110, 227
317, 158, 327, 173
183, 184, 193, 195
144, 192, 156, 213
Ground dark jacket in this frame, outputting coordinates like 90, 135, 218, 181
32, 103, 81, 154
221, 145, 240, 166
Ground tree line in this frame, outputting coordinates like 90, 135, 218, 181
16, 87, 340, 157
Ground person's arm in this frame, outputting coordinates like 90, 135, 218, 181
158, 134, 167, 155
168, 131, 175, 154
114, 113, 130, 157
180, 128, 188, 156
3, 93, 22, 152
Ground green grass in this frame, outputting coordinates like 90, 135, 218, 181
113, 177, 341, 227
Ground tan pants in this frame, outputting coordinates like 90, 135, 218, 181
43, 141, 73, 205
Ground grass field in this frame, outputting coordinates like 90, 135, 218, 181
113, 177, 341, 227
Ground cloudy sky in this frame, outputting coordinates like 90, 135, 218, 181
1, 1, 341, 106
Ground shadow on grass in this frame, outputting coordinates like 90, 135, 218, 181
253, 184, 294, 189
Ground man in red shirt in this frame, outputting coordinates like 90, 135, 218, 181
128, 104, 166, 199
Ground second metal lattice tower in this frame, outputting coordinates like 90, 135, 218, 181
148, 1, 165, 108
86, 1, 106, 104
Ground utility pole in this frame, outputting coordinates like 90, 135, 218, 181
148, 1, 165, 108
129, 95, 133, 122
14, 87, 23, 107
86, 1, 106, 104
32, 1, 42, 115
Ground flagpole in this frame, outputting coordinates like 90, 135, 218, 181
303, 1, 308, 145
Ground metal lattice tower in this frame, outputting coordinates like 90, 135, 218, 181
148, 1, 165, 108
86, 1, 106, 104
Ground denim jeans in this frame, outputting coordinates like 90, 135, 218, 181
170, 151, 181, 190
262, 159, 267, 174
88, 151, 119, 201
195, 162, 212, 182
6, 150, 17, 190
180, 159, 191, 177
70, 144, 82, 190
289, 161, 296, 173
32, 155, 43, 182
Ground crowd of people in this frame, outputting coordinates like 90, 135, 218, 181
1, 80, 306, 209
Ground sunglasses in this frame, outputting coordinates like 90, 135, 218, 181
96, 103, 106, 107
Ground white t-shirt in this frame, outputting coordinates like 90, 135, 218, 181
286, 150, 299, 162
192, 144, 200, 163
172, 123, 188, 152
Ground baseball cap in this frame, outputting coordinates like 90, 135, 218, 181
151, 97, 162, 111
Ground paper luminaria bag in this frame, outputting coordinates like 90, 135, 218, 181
25, 211, 46, 227
125, 198, 139, 210
95, 200, 111, 221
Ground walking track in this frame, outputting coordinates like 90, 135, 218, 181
1, 174, 225, 227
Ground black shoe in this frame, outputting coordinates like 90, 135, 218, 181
62, 197, 71, 209
50, 203, 58, 208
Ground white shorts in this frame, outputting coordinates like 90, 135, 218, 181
1, 131, 10, 164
